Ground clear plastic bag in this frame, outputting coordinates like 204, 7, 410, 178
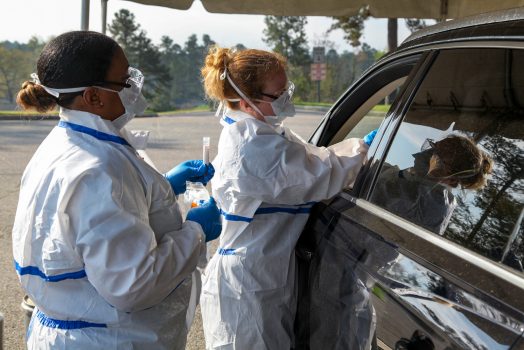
184, 181, 210, 208
177, 182, 210, 215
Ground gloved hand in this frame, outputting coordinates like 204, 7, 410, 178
363, 129, 378, 146
186, 197, 222, 242
164, 160, 215, 195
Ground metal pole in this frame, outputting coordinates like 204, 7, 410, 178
101, 0, 108, 34
81, 0, 90, 31
0, 312, 4, 350
317, 80, 320, 103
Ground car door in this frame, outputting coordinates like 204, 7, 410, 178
295, 45, 524, 350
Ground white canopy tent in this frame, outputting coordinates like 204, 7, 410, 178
82, 0, 524, 33
129, 0, 524, 18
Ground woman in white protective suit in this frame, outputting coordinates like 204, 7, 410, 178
12, 31, 222, 349
199, 46, 376, 349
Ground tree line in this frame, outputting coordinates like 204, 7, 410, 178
0, 8, 425, 112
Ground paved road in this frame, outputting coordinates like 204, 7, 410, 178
0, 110, 325, 350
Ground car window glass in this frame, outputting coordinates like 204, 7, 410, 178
321, 54, 423, 148
343, 80, 405, 141
329, 77, 407, 145
369, 48, 524, 274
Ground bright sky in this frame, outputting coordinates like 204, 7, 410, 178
0, 0, 413, 52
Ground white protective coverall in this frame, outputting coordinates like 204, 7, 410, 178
200, 109, 369, 349
12, 108, 205, 349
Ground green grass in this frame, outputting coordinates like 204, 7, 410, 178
157, 105, 210, 115
371, 104, 391, 112
295, 102, 390, 112
371, 284, 386, 301
0, 110, 58, 116
295, 101, 332, 107
0, 105, 210, 117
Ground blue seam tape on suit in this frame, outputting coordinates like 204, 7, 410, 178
220, 202, 317, 222
218, 248, 236, 255
14, 260, 86, 282
220, 209, 253, 222
58, 121, 131, 147
222, 116, 236, 125
36, 310, 107, 329
217, 202, 317, 256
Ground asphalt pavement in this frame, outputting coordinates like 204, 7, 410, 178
0, 110, 325, 350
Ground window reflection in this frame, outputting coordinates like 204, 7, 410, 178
379, 254, 523, 338
372, 131, 492, 235
369, 48, 524, 274
395, 330, 435, 350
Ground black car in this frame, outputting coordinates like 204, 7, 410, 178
295, 8, 524, 350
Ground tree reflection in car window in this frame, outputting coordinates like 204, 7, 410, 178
369, 48, 524, 274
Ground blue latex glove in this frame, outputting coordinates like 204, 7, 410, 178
186, 197, 222, 242
363, 129, 378, 146
164, 160, 215, 195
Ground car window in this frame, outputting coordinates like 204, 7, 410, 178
339, 78, 406, 141
369, 48, 524, 274
315, 54, 422, 148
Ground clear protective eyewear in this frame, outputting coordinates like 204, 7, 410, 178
30, 67, 144, 103
258, 81, 295, 104
420, 138, 436, 152
94, 67, 144, 104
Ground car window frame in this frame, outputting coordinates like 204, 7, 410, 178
347, 44, 524, 313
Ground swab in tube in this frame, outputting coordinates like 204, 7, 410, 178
203, 137, 210, 164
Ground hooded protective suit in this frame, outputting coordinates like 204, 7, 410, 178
12, 108, 205, 349
200, 109, 369, 349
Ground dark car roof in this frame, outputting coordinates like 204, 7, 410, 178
399, 7, 524, 51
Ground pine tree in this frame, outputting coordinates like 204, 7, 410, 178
108, 9, 168, 110
262, 16, 311, 101
263, 16, 310, 66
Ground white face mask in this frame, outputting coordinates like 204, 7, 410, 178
99, 67, 148, 130
111, 91, 148, 129
223, 69, 295, 128
268, 82, 296, 117
259, 82, 296, 127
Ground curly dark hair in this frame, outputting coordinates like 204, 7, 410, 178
17, 31, 119, 112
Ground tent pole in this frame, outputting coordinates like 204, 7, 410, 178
101, 0, 108, 34
81, 0, 90, 31
440, 0, 448, 20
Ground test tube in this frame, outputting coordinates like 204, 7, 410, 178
203, 137, 210, 164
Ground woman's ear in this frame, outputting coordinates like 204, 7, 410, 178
239, 99, 255, 115
426, 155, 447, 179
239, 99, 264, 120
82, 87, 104, 109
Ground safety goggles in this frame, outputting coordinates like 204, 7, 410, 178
31, 67, 144, 102
420, 138, 437, 152
94, 67, 144, 89
94, 67, 144, 103
259, 81, 295, 104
